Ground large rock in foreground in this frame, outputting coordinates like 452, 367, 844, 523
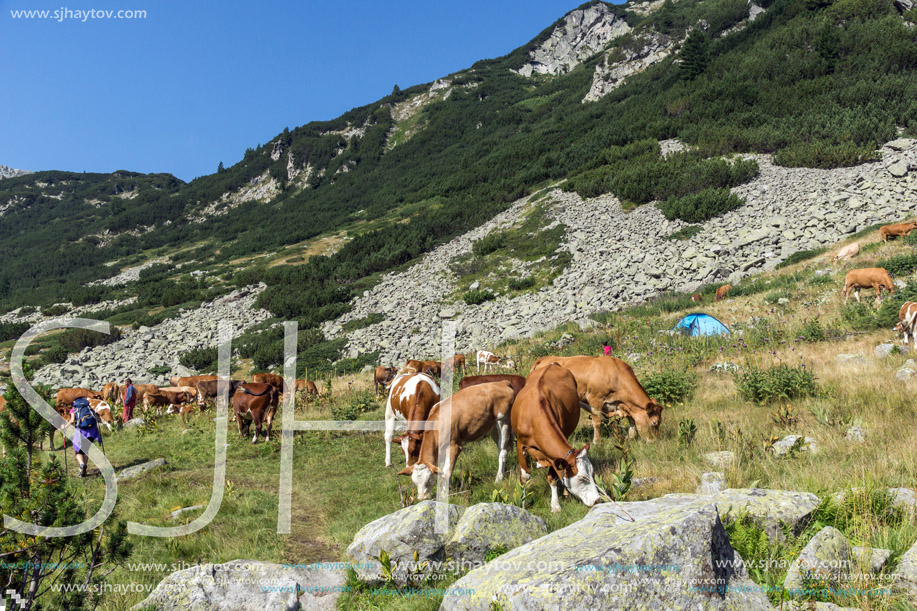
715, 488, 821, 542
783, 526, 853, 590
131, 559, 344, 610
347, 501, 545, 584
441, 496, 773, 610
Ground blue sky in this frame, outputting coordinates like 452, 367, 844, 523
0, 1, 587, 181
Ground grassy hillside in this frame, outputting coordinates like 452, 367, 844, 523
17, 224, 914, 610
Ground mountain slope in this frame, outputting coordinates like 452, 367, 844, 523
2, 0, 916, 373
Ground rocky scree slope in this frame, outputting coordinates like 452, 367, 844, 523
324, 139, 917, 365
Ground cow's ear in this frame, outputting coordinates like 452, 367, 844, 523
577, 443, 590, 458
552, 457, 569, 473
426, 462, 441, 474
392, 435, 404, 444
406, 432, 423, 441
398, 466, 413, 476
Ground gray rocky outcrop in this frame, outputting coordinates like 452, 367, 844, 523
514, 4, 630, 77
0, 164, 31, 180
697, 472, 727, 494
440, 495, 773, 610
444, 502, 547, 564
131, 559, 344, 610
584, 32, 679, 102
714, 488, 821, 542
771, 435, 817, 457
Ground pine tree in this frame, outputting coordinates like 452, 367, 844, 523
680, 29, 709, 80
0, 377, 133, 610
217, 161, 225, 173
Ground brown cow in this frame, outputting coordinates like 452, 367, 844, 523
233, 382, 279, 444
295, 379, 319, 396
374, 366, 397, 395
101, 382, 120, 404
399, 381, 516, 500
512, 363, 602, 512
55, 388, 102, 410
459, 374, 526, 399
446, 354, 466, 374
715, 285, 732, 302
170, 374, 218, 388
691, 294, 702, 303
383, 371, 441, 468
530, 355, 663, 442
195, 379, 245, 406
143, 390, 193, 415
251, 372, 284, 388
842, 267, 895, 306
880, 222, 917, 243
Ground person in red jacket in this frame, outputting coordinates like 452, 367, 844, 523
122, 378, 137, 422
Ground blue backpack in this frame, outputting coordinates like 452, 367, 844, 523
73, 398, 96, 429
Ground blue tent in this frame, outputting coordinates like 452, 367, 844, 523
673, 313, 730, 336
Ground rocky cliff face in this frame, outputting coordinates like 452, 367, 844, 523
323, 138, 917, 365
583, 32, 680, 102
514, 3, 630, 77
0, 164, 31, 180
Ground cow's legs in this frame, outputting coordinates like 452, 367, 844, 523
516, 442, 530, 482
384, 398, 395, 467
252, 414, 261, 444
494, 418, 512, 482
547, 468, 562, 513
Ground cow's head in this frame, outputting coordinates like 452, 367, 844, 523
392, 432, 424, 465
634, 400, 663, 441
556, 444, 601, 507
398, 461, 438, 501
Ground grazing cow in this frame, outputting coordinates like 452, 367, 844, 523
447, 354, 466, 375
842, 267, 895, 305
512, 363, 602, 512
501, 358, 517, 370
86, 398, 114, 431
833, 242, 860, 264
383, 372, 441, 468
459, 374, 526, 399
295, 379, 319, 396
399, 381, 516, 500
476, 350, 501, 373
170, 375, 218, 388
691, 294, 702, 303
143, 390, 193, 415
530, 355, 663, 442
233, 382, 279, 444
252, 372, 285, 389
897, 301, 917, 348
374, 366, 398, 395
101, 382, 121, 405
715, 285, 732, 302
880, 222, 917, 243
195, 379, 245, 407
55, 388, 102, 410
403, 359, 424, 373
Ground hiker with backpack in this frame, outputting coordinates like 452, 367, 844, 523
67, 397, 102, 478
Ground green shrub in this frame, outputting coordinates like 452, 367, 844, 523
657, 188, 745, 223
41, 304, 69, 316
667, 225, 703, 241
58, 326, 122, 352
330, 390, 377, 420
797, 319, 826, 342
877, 251, 917, 276
179, 347, 219, 373
507, 276, 536, 291
736, 364, 820, 404
342, 313, 385, 333
39, 344, 69, 366
777, 248, 826, 269
463, 289, 495, 305
0, 322, 29, 343
472, 233, 506, 257
773, 142, 881, 169
641, 370, 697, 407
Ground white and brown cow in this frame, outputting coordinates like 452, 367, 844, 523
833, 242, 860, 264
476, 350, 501, 373
897, 301, 917, 348
399, 380, 516, 500
383, 371, 441, 468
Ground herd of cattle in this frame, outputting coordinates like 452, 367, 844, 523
42, 373, 320, 445
380, 351, 662, 512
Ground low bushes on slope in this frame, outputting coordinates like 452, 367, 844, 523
657, 187, 745, 223
736, 363, 820, 404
